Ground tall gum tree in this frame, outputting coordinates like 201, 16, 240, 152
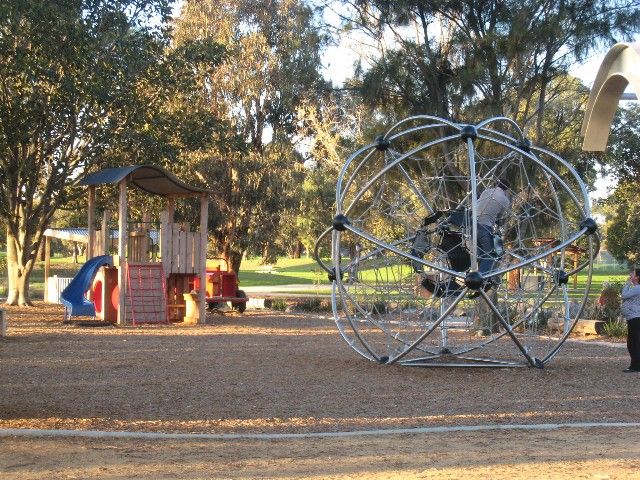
173, 0, 329, 272
597, 105, 640, 264
0, 0, 171, 305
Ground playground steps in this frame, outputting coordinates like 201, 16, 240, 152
126, 263, 169, 324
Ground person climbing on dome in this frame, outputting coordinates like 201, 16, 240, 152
476, 177, 511, 277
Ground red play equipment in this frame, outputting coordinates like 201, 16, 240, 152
194, 258, 248, 312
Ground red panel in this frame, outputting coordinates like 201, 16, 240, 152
126, 263, 169, 325
94, 281, 103, 314
221, 273, 237, 297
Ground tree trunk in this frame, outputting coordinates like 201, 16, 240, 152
5, 228, 35, 306
261, 243, 270, 265
261, 242, 277, 265
292, 240, 302, 259
226, 251, 243, 277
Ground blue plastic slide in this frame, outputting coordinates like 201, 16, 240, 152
60, 255, 113, 321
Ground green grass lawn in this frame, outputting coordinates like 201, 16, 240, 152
0, 253, 82, 298
232, 257, 329, 287
0, 252, 630, 300
0, 255, 332, 298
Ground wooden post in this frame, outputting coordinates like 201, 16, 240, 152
160, 198, 175, 275
0, 309, 6, 337
507, 268, 520, 291
117, 180, 128, 325
167, 198, 175, 223
160, 211, 169, 275
87, 185, 95, 260
102, 210, 110, 256
198, 195, 209, 324
43, 236, 51, 302
142, 212, 151, 262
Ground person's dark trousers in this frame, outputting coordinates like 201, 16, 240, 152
627, 317, 640, 370
477, 224, 495, 275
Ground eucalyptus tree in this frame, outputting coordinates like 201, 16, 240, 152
290, 92, 367, 258
173, 0, 329, 272
600, 104, 640, 182
0, 0, 172, 305
597, 105, 640, 264
599, 181, 640, 265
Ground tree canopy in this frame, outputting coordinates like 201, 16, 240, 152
338, 0, 640, 142
172, 0, 330, 271
0, 0, 172, 304
597, 105, 640, 264
3, 0, 640, 303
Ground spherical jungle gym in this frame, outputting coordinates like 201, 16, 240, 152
315, 115, 600, 368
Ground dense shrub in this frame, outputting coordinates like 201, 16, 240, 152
271, 299, 288, 311
602, 320, 627, 338
595, 281, 622, 322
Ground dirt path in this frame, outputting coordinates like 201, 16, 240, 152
1, 304, 639, 478
3, 426, 640, 479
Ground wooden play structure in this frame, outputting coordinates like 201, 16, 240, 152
45, 165, 210, 325
506, 238, 587, 291
582, 42, 640, 151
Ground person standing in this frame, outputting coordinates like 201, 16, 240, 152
620, 268, 640, 372
476, 178, 511, 278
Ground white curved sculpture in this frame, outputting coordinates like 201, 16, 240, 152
582, 42, 640, 151
316, 116, 600, 368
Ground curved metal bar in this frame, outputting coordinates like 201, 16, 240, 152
313, 226, 335, 275
384, 115, 462, 138
475, 128, 524, 147
336, 144, 379, 212
331, 232, 385, 362
341, 222, 464, 278
476, 133, 586, 213
333, 258, 446, 357
331, 282, 378, 362
338, 148, 380, 210
475, 116, 526, 142
530, 145, 592, 215
338, 121, 457, 210
542, 239, 597, 364
385, 122, 458, 144
331, 229, 443, 357
341, 135, 460, 217
386, 287, 469, 364
477, 289, 540, 367
395, 157, 435, 214
489, 228, 589, 279
337, 288, 442, 357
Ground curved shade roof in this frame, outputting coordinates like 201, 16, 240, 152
581, 42, 640, 151
79, 165, 208, 197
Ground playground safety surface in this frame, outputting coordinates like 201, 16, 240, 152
1, 303, 639, 479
